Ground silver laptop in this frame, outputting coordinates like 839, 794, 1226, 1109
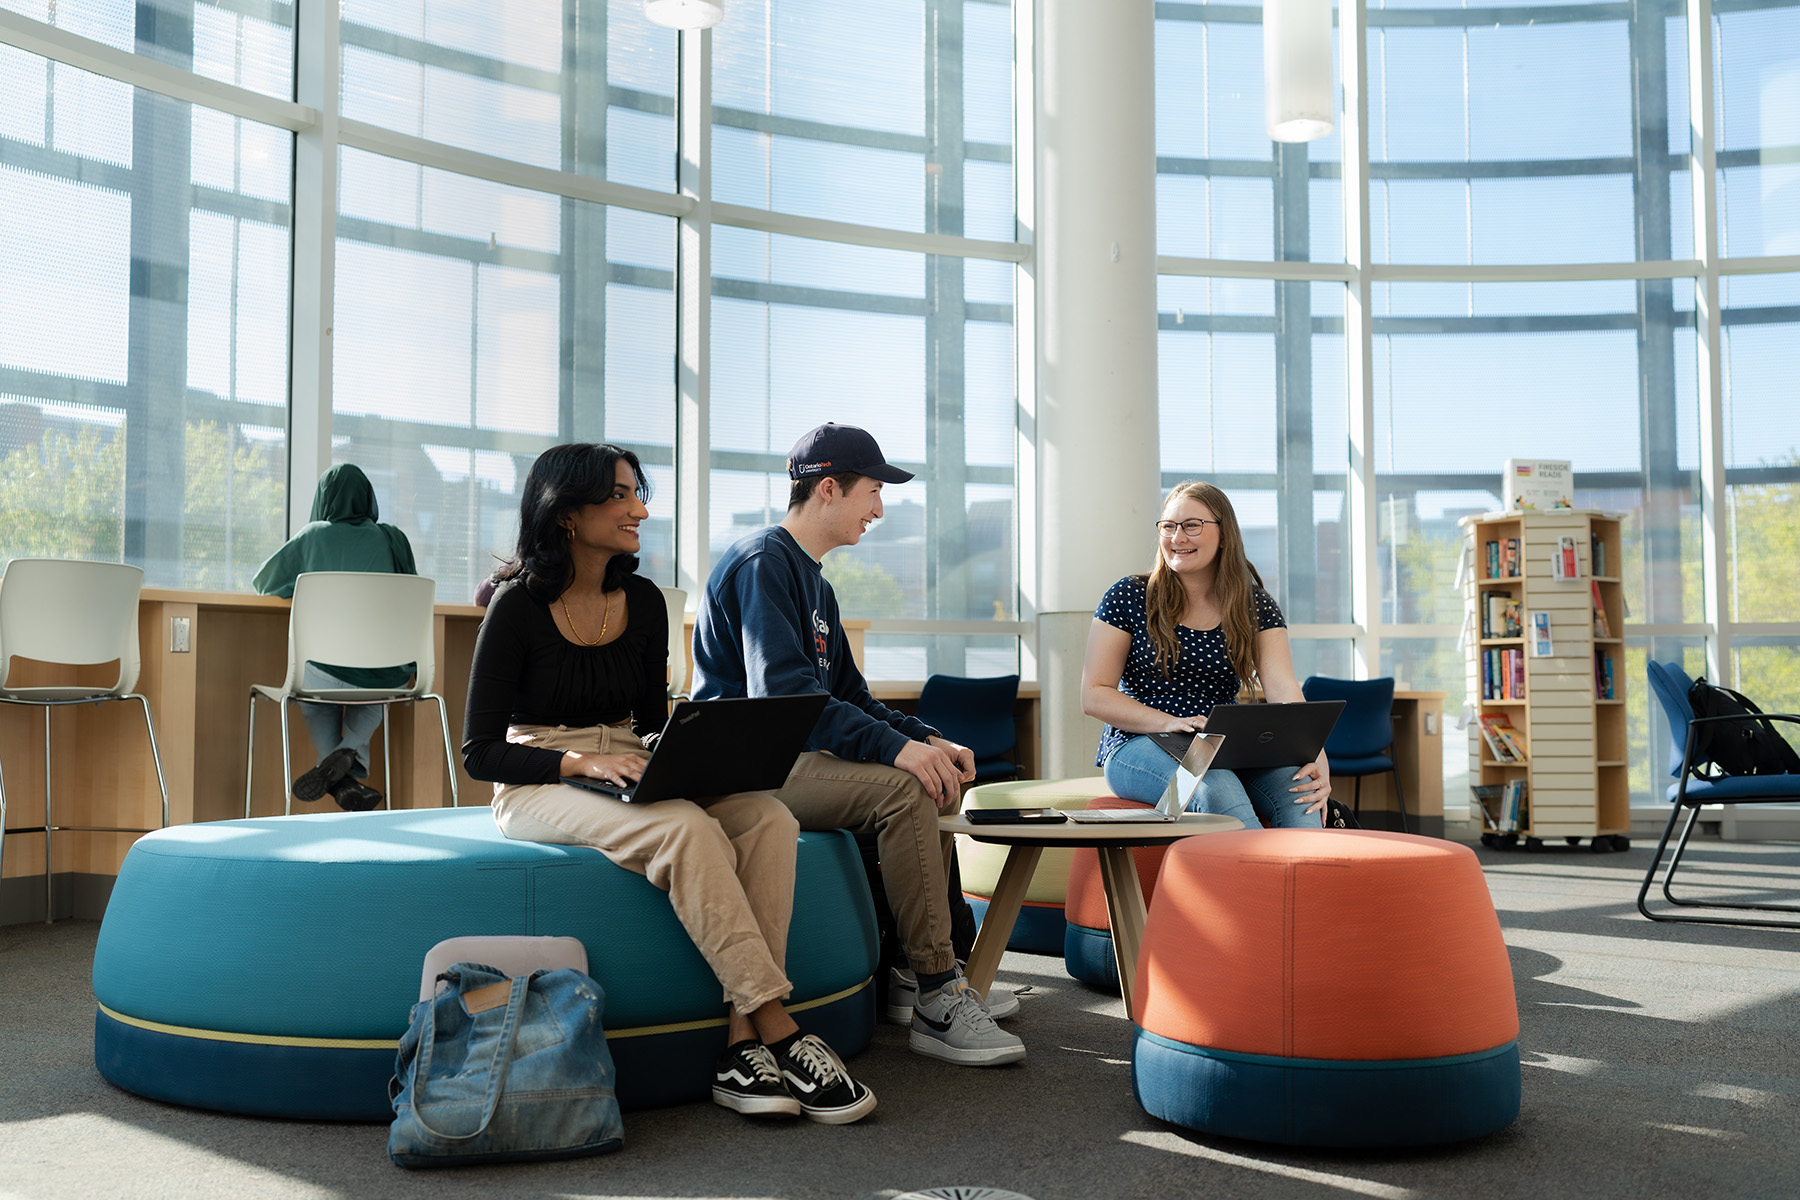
1066, 734, 1225, 823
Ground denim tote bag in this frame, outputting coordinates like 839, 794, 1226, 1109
388, 962, 623, 1169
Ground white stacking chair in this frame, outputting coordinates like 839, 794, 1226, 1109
246, 571, 458, 816
658, 585, 690, 701
0, 559, 169, 923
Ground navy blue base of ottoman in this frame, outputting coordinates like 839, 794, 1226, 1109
96, 980, 874, 1121
93, 810, 879, 1121
967, 897, 1065, 955
1132, 1028, 1521, 1148
1064, 921, 1121, 990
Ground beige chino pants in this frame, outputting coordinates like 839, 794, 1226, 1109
777, 751, 957, 977
491, 722, 797, 1017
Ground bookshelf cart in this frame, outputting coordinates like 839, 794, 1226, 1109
1459, 509, 1630, 852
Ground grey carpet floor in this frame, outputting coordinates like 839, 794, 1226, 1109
4, 832, 1800, 1200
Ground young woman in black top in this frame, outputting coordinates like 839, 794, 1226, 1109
462, 443, 874, 1125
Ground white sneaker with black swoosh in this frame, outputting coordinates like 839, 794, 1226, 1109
909, 978, 1026, 1066
885, 964, 1021, 1025
774, 1033, 877, 1125
712, 1040, 801, 1118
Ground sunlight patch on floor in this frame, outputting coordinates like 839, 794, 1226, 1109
1521, 1051, 1604, 1075
1645, 1122, 1747, 1141
1119, 1130, 1419, 1198
0, 1114, 341, 1199
1693, 1081, 1781, 1108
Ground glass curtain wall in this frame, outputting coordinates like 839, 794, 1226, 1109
0, 0, 294, 590
1154, 1, 1355, 687
1, 0, 1021, 676
708, 0, 1019, 678
1155, 0, 1800, 809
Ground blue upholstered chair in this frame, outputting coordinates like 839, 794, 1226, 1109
916, 674, 1021, 784
1640, 660, 1800, 927
1301, 676, 1406, 834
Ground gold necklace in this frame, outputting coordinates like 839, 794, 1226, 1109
560, 590, 612, 646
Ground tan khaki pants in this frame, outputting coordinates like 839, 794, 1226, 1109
777, 751, 956, 976
492, 723, 797, 1016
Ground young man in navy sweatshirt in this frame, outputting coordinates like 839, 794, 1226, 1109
692, 423, 1025, 1067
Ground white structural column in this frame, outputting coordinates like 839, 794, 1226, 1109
287, 0, 340, 532
676, 27, 713, 604
1034, 0, 1161, 779
1341, 0, 1379, 677
1689, 0, 1730, 686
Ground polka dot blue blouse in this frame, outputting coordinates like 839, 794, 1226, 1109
1092, 575, 1286, 767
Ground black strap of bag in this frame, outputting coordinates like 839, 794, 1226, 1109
1685, 677, 1800, 778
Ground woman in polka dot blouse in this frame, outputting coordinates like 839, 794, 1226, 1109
1080, 480, 1331, 828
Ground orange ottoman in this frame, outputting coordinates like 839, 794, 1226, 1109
1063, 798, 1175, 990
1132, 829, 1520, 1147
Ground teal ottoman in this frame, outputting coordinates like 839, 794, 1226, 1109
92, 808, 878, 1120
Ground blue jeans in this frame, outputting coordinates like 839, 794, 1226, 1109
1101, 735, 1321, 829
300, 665, 384, 777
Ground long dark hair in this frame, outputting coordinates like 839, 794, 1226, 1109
496, 443, 649, 603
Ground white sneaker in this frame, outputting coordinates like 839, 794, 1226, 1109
886, 965, 1020, 1025
908, 978, 1026, 1066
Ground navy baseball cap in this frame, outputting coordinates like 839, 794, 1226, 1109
786, 423, 914, 484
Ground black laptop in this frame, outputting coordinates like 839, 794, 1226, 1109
1150, 700, 1344, 773
565, 693, 828, 804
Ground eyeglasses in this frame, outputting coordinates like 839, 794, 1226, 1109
1155, 519, 1219, 538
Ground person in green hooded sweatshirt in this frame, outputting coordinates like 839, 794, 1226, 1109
252, 464, 418, 811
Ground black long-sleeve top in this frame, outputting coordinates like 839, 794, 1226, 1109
461, 575, 668, 785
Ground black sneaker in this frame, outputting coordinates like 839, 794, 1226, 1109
331, 779, 383, 812
292, 747, 358, 802
774, 1033, 877, 1125
712, 1040, 800, 1118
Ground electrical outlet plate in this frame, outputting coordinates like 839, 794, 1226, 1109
169, 616, 191, 653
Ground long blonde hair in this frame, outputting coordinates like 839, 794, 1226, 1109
1143, 481, 1267, 695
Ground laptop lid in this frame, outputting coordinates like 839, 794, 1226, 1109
568, 693, 829, 804
1200, 700, 1344, 772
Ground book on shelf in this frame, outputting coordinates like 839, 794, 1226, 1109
1481, 647, 1528, 700
1471, 784, 1504, 831
1504, 458, 1574, 512
1590, 580, 1611, 638
1482, 537, 1521, 580
1501, 779, 1529, 831
1478, 713, 1527, 762
1590, 533, 1607, 578
1530, 610, 1554, 657
1480, 590, 1522, 639
1594, 651, 1615, 700
1551, 535, 1580, 581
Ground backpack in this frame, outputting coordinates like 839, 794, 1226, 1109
1684, 678, 1800, 779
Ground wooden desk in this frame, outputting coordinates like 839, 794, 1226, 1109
940, 811, 1243, 1014
0, 590, 490, 900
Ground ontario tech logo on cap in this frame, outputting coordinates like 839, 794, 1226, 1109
789, 458, 833, 478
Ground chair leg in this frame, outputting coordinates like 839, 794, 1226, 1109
1639, 800, 1800, 927
1390, 765, 1409, 835
280, 699, 294, 817
1352, 775, 1362, 818
381, 707, 392, 811
131, 695, 170, 830
1637, 801, 1690, 921
43, 706, 52, 924
245, 692, 258, 819
430, 695, 460, 808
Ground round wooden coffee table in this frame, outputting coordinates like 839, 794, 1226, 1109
940, 811, 1243, 1013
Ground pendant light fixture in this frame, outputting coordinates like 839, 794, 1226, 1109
1263, 0, 1334, 142
643, 0, 723, 30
